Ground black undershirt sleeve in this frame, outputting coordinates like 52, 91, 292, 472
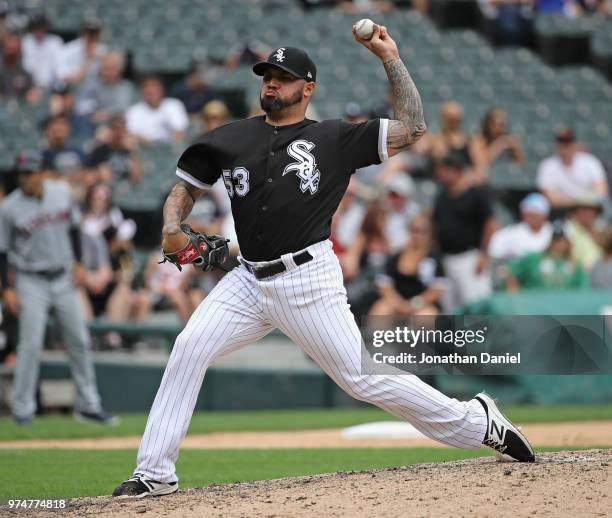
0, 252, 9, 290
70, 226, 83, 262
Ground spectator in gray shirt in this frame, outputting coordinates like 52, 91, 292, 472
591, 226, 612, 289
78, 50, 134, 123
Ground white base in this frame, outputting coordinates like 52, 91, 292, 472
342, 421, 427, 440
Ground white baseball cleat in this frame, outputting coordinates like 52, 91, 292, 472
475, 392, 535, 463
112, 473, 178, 498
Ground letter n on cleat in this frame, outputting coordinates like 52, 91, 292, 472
491, 422, 505, 442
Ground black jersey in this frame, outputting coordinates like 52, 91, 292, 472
176, 115, 389, 261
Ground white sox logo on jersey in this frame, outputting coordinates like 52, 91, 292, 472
283, 140, 320, 195
273, 48, 286, 62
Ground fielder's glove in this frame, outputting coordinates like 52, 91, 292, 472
160, 224, 230, 272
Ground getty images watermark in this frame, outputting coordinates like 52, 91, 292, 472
370, 324, 519, 366
361, 315, 612, 375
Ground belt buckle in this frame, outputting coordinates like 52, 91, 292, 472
255, 258, 282, 280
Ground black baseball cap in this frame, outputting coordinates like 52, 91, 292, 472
555, 127, 575, 143
14, 150, 43, 173
253, 47, 316, 82
29, 13, 49, 29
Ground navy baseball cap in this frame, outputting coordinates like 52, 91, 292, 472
551, 220, 567, 239
253, 47, 316, 82
14, 150, 43, 173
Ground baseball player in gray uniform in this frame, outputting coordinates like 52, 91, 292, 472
0, 150, 117, 426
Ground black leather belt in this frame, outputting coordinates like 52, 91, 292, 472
19, 267, 66, 280
243, 251, 313, 280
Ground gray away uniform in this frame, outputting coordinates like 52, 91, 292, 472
0, 179, 102, 419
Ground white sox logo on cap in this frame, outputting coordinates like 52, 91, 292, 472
273, 48, 286, 62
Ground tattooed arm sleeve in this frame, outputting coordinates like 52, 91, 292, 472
383, 57, 427, 156
162, 180, 206, 232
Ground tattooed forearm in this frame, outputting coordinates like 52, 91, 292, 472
162, 180, 197, 232
383, 57, 427, 149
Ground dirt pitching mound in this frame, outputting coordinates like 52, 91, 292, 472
41, 449, 611, 518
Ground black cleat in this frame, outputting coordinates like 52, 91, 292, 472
74, 410, 120, 426
112, 473, 178, 498
475, 392, 535, 462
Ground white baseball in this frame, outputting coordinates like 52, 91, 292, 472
355, 18, 375, 40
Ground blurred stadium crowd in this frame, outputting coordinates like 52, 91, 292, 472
0, 0, 611, 364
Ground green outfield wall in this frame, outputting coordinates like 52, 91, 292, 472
38, 360, 612, 412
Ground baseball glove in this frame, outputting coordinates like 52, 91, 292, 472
160, 224, 230, 272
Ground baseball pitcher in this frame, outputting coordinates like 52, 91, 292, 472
113, 24, 534, 498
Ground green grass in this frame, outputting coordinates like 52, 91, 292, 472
0, 448, 496, 499
0, 405, 611, 441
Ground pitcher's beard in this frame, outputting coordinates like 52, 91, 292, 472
260, 90, 303, 113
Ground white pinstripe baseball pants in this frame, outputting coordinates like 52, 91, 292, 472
134, 240, 487, 483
